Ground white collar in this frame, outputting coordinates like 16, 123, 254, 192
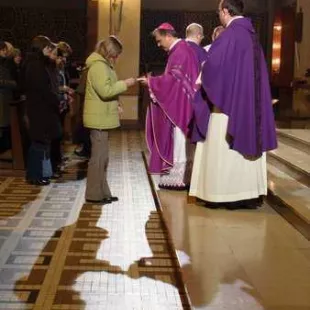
204, 44, 211, 51
169, 39, 182, 51
226, 16, 244, 27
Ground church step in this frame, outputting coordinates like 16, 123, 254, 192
267, 163, 310, 225
277, 129, 310, 155
267, 141, 310, 187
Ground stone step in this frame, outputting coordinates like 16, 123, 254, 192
267, 163, 310, 225
268, 141, 310, 187
277, 129, 310, 155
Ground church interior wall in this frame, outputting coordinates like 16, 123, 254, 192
0, 0, 86, 9
292, 0, 310, 118
295, 0, 310, 78
97, 0, 141, 123
142, 0, 268, 13
0, 1, 87, 61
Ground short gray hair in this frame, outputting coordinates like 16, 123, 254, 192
186, 23, 204, 37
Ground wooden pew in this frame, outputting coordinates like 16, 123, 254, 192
10, 99, 26, 171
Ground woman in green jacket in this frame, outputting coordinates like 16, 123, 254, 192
84, 36, 136, 204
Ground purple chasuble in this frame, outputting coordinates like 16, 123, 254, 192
187, 41, 207, 65
146, 40, 198, 174
201, 18, 277, 157
187, 41, 210, 143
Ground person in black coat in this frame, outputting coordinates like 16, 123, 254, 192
0, 40, 16, 153
23, 35, 61, 185
49, 43, 74, 177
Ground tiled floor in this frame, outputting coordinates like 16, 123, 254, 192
0, 130, 189, 310
158, 190, 310, 310
1, 129, 310, 310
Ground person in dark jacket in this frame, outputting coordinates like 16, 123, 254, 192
0, 40, 16, 153
49, 43, 74, 177
24, 35, 61, 185
11, 48, 23, 99
74, 63, 91, 158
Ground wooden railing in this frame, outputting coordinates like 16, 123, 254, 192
9, 99, 26, 171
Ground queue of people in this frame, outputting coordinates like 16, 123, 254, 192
0, 0, 277, 211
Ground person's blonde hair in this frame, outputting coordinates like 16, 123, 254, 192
212, 26, 225, 41
5, 42, 14, 57
12, 48, 21, 58
57, 41, 72, 57
95, 36, 123, 60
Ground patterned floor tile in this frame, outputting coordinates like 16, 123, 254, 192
0, 130, 189, 310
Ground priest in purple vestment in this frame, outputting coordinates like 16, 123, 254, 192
185, 23, 210, 143
185, 23, 207, 65
139, 23, 201, 190
190, 0, 277, 210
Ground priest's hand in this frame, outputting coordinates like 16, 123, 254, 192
137, 76, 148, 86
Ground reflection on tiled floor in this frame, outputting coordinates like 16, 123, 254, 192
0, 131, 189, 310
158, 190, 310, 310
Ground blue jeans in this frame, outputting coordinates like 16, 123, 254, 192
26, 141, 52, 180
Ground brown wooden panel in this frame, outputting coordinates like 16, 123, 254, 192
86, 0, 99, 56
123, 84, 140, 96
10, 102, 25, 170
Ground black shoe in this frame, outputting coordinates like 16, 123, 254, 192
62, 156, 69, 162
74, 149, 90, 158
158, 184, 189, 191
203, 202, 223, 209
106, 196, 119, 203
225, 198, 262, 211
85, 198, 112, 204
226, 204, 258, 211
27, 179, 50, 186
50, 172, 62, 179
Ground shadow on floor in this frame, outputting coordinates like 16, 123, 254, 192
14, 204, 191, 309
